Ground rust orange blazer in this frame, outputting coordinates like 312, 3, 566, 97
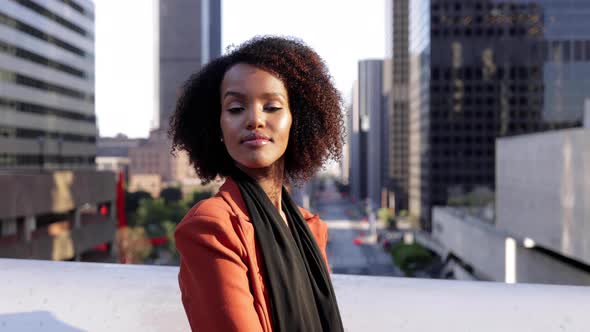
174, 177, 329, 332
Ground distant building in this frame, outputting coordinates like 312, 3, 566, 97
385, 0, 410, 212
96, 134, 144, 181
430, 121, 590, 285
0, 0, 97, 170
408, 0, 590, 230
349, 60, 390, 208
0, 169, 116, 261
156, 0, 222, 132
0, 1, 116, 262
135, 0, 222, 193
340, 103, 351, 186
128, 174, 162, 199
348, 80, 363, 202
128, 129, 197, 197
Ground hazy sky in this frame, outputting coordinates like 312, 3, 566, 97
95, 0, 385, 138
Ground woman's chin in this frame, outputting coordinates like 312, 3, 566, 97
235, 159, 279, 171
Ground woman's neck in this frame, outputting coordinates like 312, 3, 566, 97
236, 160, 285, 212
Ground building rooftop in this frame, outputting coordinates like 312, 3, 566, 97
1, 258, 590, 331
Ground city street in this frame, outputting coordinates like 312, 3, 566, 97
314, 180, 401, 277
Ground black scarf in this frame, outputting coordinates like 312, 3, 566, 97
233, 170, 344, 332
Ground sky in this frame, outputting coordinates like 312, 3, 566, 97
95, 0, 386, 138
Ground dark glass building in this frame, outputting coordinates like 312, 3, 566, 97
408, 0, 590, 230
387, 0, 410, 211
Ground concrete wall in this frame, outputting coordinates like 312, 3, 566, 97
496, 128, 590, 265
2, 259, 590, 331
432, 208, 506, 281
432, 207, 590, 286
0, 216, 115, 260
0, 170, 115, 219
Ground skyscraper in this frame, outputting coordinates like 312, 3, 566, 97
349, 60, 390, 208
0, 0, 96, 169
408, 0, 590, 230
386, 0, 410, 212
157, 0, 222, 132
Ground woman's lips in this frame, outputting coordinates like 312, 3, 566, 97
242, 138, 271, 147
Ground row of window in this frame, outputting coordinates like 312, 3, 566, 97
0, 39, 88, 79
12, 0, 93, 38
432, 25, 540, 38
433, 14, 540, 27
432, 163, 495, 172
432, 66, 542, 81
0, 11, 90, 58
431, 97, 542, 108
0, 98, 96, 124
0, 69, 94, 102
0, 153, 95, 166
0, 126, 96, 143
431, 109, 545, 120
58, 0, 94, 20
432, 2, 538, 13
430, 175, 495, 188
431, 38, 590, 65
430, 135, 496, 145
432, 82, 543, 94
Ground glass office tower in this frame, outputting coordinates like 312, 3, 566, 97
408, 0, 590, 230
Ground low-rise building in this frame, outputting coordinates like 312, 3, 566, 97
0, 170, 116, 261
96, 134, 144, 181
428, 124, 590, 285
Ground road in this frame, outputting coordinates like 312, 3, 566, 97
313, 180, 401, 277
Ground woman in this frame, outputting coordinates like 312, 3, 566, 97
170, 36, 344, 332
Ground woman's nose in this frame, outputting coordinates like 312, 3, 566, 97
245, 107, 264, 130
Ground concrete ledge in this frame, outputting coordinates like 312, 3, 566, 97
1, 259, 590, 331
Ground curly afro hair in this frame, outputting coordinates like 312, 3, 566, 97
169, 36, 344, 184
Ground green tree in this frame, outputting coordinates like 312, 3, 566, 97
135, 198, 173, 237
390, 242, 434, 277
188, 189, 213, 206
160, 187, 183, 205
125, 190, 152, 226
126, 191, 151, 213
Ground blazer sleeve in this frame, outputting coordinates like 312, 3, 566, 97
175, 212, 264, 332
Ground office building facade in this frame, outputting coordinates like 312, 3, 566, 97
386, 0, 410, 212
0, 1, 118, 262
349, 60, 390, 208
408, 0, 590, 230
157, 0, 222, 132
0, 0, 97, 169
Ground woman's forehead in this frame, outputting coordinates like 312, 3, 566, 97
221, 63, 288, 98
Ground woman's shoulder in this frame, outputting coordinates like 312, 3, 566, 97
175, 195, 236, 234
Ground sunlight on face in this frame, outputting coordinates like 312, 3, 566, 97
220, 63, 292, 170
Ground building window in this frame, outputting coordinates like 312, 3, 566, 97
0, 12, 90, 58
574, 41, 584, 61
13, 0, 93, 39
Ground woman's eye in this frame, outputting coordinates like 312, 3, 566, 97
265, 106, 282, 112
227, 107, 243, 114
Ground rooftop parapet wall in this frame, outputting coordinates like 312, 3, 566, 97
1, 259, 590, 331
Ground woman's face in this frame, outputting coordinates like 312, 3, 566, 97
220, 63, 292, 171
